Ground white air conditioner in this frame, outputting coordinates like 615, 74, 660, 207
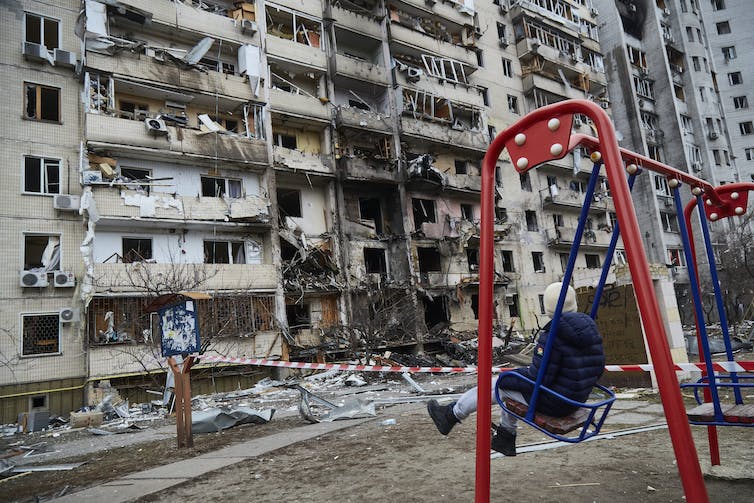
54, 271, 76, 288
708, 131, 719, 140
53, 194, 80, 211
53, 48, 76, 68
20, 270, 48, 288
23, 42, 48, 62
499, 37, 509, 48
144, 117, 169, 134
59, 307, 81, 323
663, 8, 670, 16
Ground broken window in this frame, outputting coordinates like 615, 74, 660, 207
538, 294, 545, 314
201, 176, 242, 198
24, 82, 60, 122
402, 89, 481, 129
455, 160, 467, 175
86, 73, 114, 114
421, 54, 469, 84
461, 204, 474, 221
24, 12, 59, 50
668, 248, 686, 267
278, 188, 302, 218
423, 296, 448, 328
24, 234, 60, 271
520, 173, 532, 191
471, 294, 479, 320
507, 94, 519, 114
204, 240, 246, 264
24, 156, 60, 194
266, 4, 323, 48
118, 98, 149, 121
412, 198, 436, 228
120, 167, 151, 194
364, 247, 387, 274
273, 132, 298, 149
532, 251, 545, 272
359, 198, 383, 234
552, 213, 564, 227
22, 313, 60, 356
467, 248, 479, 271
661, 212, 680, 233
508, 294, 519, 317
197, 57, 236, 75
585, 253, 601, 269
495, 207, 508, 224
122, 237, 152, 263
417, 247, 442, 273
560, 252, 569, 272
502, 57, 513, 78
501, 250, 515, 272
525, 210, 539, 232
286, 303, 311, 331
627, 46, 647, 70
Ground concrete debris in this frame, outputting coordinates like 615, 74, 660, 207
407, 154, 447, 186
192, 406, 274, 434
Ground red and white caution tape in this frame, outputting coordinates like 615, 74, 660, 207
199, 354, 754, 374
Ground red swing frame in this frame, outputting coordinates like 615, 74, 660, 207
475, 99, 715, 503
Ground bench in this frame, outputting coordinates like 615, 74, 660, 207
686, 402, 754, 424
504, 398, 592, 435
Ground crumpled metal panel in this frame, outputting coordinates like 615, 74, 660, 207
192, 407, 274, 433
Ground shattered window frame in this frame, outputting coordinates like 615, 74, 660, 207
24, 233, 60, 271
24, 11, 60, 50
201, 176, 243, 198
23, 156, 61, 195
277, 188, 303, 218
412, 197, 436, 228
122, 237, 153, 263
585, 253, 601, 269
265, 3, 324, 49
24, 82, 61, 123
532, 251, 546, 273
20, 313, 60, 357
119, 167, 152, 194
501, 250, 515, 273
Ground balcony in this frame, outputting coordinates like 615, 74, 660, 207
336, 107, 392, 134
400, 116, 488, 152
393, 0, 474, 27
540, 187, 613, 213
338, 153, 398, 182
331, 5, 383, 37
85, 113, 268, 164
266, 34, 327, 71
268, 87, 331, 123
417, 271, 475, 288
91, 190, 270, 228
334, 54, 390, 85
510, 2, 580, 36
86, 53, 258, 102
118, 0, 258, 44
545, 226, 614, 250
522, 73, 587, 100
273, 146, 334, 175
388, 23, 477, 68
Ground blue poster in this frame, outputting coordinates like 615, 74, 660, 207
159, 300, 201, 357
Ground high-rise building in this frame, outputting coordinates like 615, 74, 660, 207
1, 0, 643, 422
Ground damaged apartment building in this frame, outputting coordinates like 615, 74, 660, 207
1, 0, 619, 422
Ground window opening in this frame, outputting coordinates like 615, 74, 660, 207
364, 247, 387, 274
278, 188, 303, 217
24, 235, 60, 271
24, 156, 60, 194
22, 313, 59, 356
122, 237, 152, 263
24, 83, 60, 122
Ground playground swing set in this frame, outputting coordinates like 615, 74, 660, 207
473, 99, 754, 503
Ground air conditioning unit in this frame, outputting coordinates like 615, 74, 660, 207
20, 270, 48, 288
53, 48, 76, 68
599, 101, 610, 109
708, 131, 719, 140
54, 271, 76, 288
59, 307, 81, 323
662, 8, 671, 16
53, 194, 80, 211
144, 117, 169, 134
23, 42, 48, 62
499, 37, 509, 48
406, 67, 423, 82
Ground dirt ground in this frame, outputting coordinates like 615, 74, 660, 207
2, 373, 754, 503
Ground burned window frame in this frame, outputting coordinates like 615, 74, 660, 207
24, 82, 61, 123
20, 312, 60, 357
23, 156, 61, 195
363, 247, 388, 274
412, 197, 436, 228
277, 188, 303, 218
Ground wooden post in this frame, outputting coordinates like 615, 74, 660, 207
167, 356, 195, 448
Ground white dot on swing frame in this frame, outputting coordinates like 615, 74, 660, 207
517, 157, 529, 170
735, 206, 744, 215
548, 118, 560, 131
710, 213, 719, 221
514, 133, 526, 146
550, 143, 563, 156
731, 192, 739, 200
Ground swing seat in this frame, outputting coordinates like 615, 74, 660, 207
495, 373, 616, 443
503, 398, 592, 435
682, 376, 754, 426
686, 402, 754, 424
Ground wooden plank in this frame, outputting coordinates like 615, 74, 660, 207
505, 399, 588, 435
686, 402, 735, 422
723, 404, 754, 424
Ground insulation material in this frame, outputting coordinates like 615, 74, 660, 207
197, 114, 225, 133
79, 188, 98, 302
183, 37, 215, 66
238, 44, 263, 97
79, 1, 114, 50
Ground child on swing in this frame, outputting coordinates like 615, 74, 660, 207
427, 282, 605, 456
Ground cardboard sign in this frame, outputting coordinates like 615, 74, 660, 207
578, 284, 651, 387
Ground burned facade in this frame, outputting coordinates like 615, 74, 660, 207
1, 0, 624, 422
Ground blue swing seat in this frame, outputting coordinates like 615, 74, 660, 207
495, 372, 616, 443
